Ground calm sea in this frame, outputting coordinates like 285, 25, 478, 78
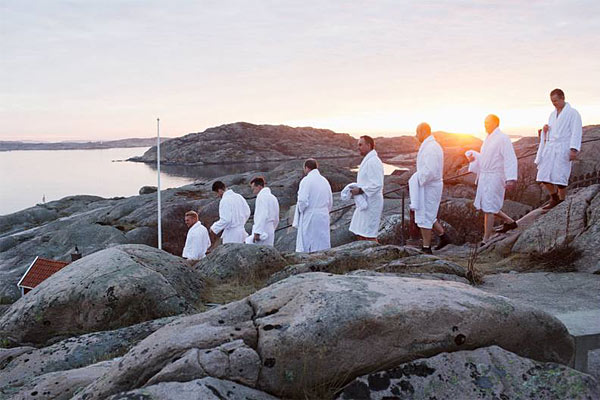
0, 147, 402, 216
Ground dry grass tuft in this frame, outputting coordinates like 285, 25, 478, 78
527, 244, 582, 272
465, 245, 484, 285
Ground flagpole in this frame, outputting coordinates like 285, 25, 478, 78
156, 118, 162, 250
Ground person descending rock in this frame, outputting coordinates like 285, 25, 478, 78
535, 88, 583, 211
210, 180, 251, 244
408, 123, 450, 254
245, 176, 280, 246
182, 210, 211, 260
293, 159, 333, 252
349, 135, 384, 241
466, 115, 518, 245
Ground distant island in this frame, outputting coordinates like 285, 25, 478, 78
0, 137, 171, 152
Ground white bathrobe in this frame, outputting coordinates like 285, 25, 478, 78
292, 169, 333, 252
210, 189, 251, 244
409, 135, 444, 229
535, 103, 582, 186
245, 187, 280, 246
468, 128, 518, 214
341, 183, 368, 211
182, 221, 211, 260
349, 149, 384, 238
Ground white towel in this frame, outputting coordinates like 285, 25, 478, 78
341, 183, 368, 211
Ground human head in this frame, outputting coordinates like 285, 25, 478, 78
304, 158, 318, 175
212, 180, 226, 198
249, 176, 266, 195
484, 114, 500, 134
358, 135, 375, 156
416, 122, 432, 143
184, 210, 199, 228
550, 88, 566, 110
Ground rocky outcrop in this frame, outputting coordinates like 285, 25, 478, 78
337, 346, 599, 400
195, 243, 287, 283
0, 317, 174, 396
73, 273, 573, 399
108, 377, 280, 400
131, 122, 358, 165
0, 245, 205, 345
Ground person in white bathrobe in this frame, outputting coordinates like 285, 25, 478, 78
210, 181, 251, 245
408, 123, 450, 254
466, 115, 518, 244
535, 88, 582, 211
182, 210, 211, 261
246, 176, 280, 246
349, 136, 384, 240
293, 159, 333, 252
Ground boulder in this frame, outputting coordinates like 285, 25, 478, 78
139, 186, 158, 195
74, 273, 573, 399
195, 243, 287, 283
7, 360, 115, 400
337, 346, 599, 400
108, 377, 280, 400
0, 317, 175, 393
0, 245, 205, 345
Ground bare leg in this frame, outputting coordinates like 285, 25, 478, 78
432, 220, 445, 236
557, 187, 567, 200
483, 213, 495, 242
543, 182, 557, 195
421, 228, 432, 248
495, 211, 514, 224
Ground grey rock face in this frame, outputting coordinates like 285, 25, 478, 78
74, 273, 573, 399
337, 346, 599, 400
0, 245, 205, 345
108, 377, 280, 400
0, 317, 174, 396
196, 243, 287, 283
139, 185, 158, 195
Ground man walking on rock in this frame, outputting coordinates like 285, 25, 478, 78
293, 159, 333, 252
246, 176, 280, 246
466, 115, 518, 245
182, 210, 211, 260
349, 135, 384, 241
535, 88, 582, 211
210, 181, 251, 244
409, 123, 450, 254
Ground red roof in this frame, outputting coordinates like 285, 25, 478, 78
18, 257, 70, 289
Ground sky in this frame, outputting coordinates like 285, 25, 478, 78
1, 0, 599, 141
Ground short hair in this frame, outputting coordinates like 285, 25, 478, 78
304, 158, 318, 170
360, 135, 375, 150
487, 114, 500, 126
550, 88, 565, 99
212, 180, 226, 192
417, 122, 431, 136
185, 210, 198, 219
250, 176, 266, 187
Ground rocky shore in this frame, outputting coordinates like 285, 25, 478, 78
1, 122, 599, 399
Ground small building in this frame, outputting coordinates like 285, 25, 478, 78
17, 257, 70, 296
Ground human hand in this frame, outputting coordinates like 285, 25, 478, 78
253, 233, 260, 243
569, 149, 578, 161
505, 180, 516, 190
350, 187, 361, 196
466, 154, 475, 162
543, 124, 549, 134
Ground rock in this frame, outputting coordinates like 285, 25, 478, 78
108, 377, 280, 400
336, 346, 599, 400
376, 254, 466, 277
139, 186, 158, 195
0, 317, 175, 394
268, 242, 414, 284
8, 360, 115, 400
346, 270, 470, 284
131, 122, 358, 165
195, 243, 287, 283
0, 347, 35, 369
74, 273, 573, 399
0, 245, 205, 345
